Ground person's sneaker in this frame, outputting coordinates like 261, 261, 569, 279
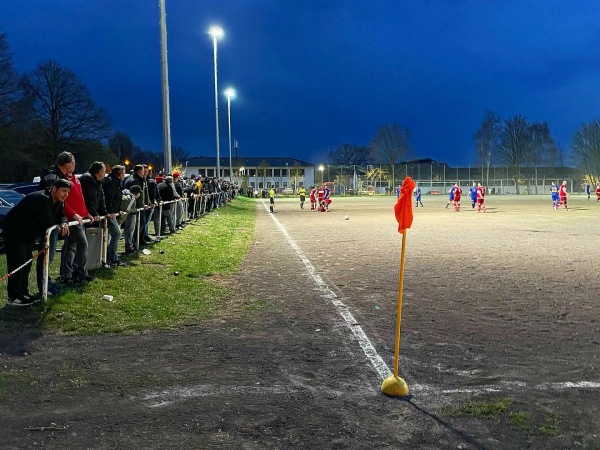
47, 283, 61, 296
59, 277, 76, 285
6, 295, 40, 307
112, 260, 127, 267
125, 248, 137, 254
143, 236, 155, 244
76, 275, 95, 283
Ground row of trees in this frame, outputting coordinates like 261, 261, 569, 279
0, 32, 190, 182
474, 111, 600, 192
327, 112, 600, 193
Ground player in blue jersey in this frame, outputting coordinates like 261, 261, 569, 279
445, 185, 455, 208
550, 182, 560, 210
414, 183, 424, 207
469, 182, 477, 209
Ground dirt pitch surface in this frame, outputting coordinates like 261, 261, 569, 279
1, 194, 599, 449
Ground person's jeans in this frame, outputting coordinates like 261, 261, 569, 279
124, 212, 138, 251
106, 217, 121, 262
36, 227, 58, 292
6, 239, 34, 299
175, 200, 183, 226
60, 224, 88, 279
153, 206, 162, 235
144, 208, 153, 237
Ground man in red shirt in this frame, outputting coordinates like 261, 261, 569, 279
60, 160, 95, 284
558, 180, 569, 211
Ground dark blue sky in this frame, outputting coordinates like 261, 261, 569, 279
2, 0, 600, 166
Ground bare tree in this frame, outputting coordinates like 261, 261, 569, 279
498, 115, 535, 194
370, 122, 412, 188
571, 119, 600, 185
171, 145, 191, 167
327, 144, 370, 165
0, 32, 19, 124
20, 60, 111, 160
108, 131, 134, 161
529, 121, 558, 167
474, 110, 501, 186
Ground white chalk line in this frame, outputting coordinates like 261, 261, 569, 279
139, 379, 600, 408
137, 203, 600, 407
262, 201, 391, 381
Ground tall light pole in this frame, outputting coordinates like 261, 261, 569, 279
318, 164, 324, 185
224, 87, 235, 182
209, 26, 224, 178
159, 0, 172, 173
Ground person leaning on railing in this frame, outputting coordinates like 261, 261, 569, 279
102, 165, 126, 266
3, 179, 72, 307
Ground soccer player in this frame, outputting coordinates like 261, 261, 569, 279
596, 182, 600, 204
445, 185, 455, 208
269, 186, 275, 213
297, 186, 306, 209
316, 185, 326, 212
469, 182, 477, 209
309, 186, 317, 211
452, 183, 462, 211
586, 183, 591, 200
323, 185, 332, 211
550, 182, 560, 210
476, 183, 486, 213
414, 183, 423, 207
558, 180, 569, 211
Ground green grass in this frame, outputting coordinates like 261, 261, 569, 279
508, 411, 532, 431
449, 397, 513, 419
0, 369, 38, 397
0, 197, 256, 335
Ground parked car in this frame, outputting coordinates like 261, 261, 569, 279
0, 189, 25, 253
282, 187, 294, 195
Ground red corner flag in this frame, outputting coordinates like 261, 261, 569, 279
394, 177, 416, 234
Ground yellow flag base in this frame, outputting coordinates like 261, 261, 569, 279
381, 375, 409, 397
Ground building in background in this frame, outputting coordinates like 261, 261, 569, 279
185, 157, 315, 192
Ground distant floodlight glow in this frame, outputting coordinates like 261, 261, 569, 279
209, 26, 224, 38
224, 87, 236, 99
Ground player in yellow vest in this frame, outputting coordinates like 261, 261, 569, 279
297, 186, 306, 209
269, 187, 275, 213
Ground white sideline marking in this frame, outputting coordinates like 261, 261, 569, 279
262, 201, 391, 381
412, 380, 600, 396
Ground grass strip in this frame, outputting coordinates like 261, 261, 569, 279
0, 197, 256, 335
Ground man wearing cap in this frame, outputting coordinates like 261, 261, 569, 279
3, 179, 72, 306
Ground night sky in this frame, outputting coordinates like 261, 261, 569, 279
2, 0, 600, 167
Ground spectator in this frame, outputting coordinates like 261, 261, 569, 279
146, 169, 161, 237
60, 162, 95, 284
172, 171, 184, 229
3, 179, 72, 306
122, 185, 142, 254
36, 151, 75, 295
102, 165, 127, 266
157, 176, 177, 234
123, 164, 152, 244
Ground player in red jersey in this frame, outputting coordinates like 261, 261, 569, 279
595, 182, 600, 204
316, 185, 326, 212
558, 180, 569, 211
309, 186, 317, 210
476, 183, 486, 213
452, 183, 462, 211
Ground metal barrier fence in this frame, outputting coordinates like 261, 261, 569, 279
319, 164, 584, 195
38, 191, 228, 300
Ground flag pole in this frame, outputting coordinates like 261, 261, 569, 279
393, 231, 407, 378
382, 176, 413, 397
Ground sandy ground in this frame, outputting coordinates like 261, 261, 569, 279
0, 193, 599, 449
